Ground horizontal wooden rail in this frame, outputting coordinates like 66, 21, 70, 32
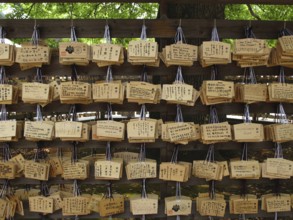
2, 139, 290, 150
0, 19, 292, 39
4, 101, 293, 115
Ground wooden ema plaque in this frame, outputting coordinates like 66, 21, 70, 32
162, 83, 199, 106
125, 159, 157, 180
161, 122, 200, 145
92, 81, 124, 104
200, 122, 232, 144
55, 121, 83, 138
233, 38, 270, 67
127, 119, 157, 143
59, 42, 90, 66
165, 196, 192, 216
99, 194, 124, 217
268, 83, 293, 102
127, 40, 159, 66
262, 158, 293, 179
159, 162, 189, 182
126, 81, 161, 104
95, 120, 125, 141
199, 41, 231, 67
0, 161, 16, 179
28, 196, 54, 214
130, 194, 158, 215
233, 123, 264, 142
24, 160, 50, 181
200, 80, 234, 105
94, 158, 123, 180
0, 121, 17, 139
192, 160, 224, 181
24, 121, 54, 141
88, 194, 102, 213
16, 45, 50, 65
60, 81, 92, 104
62, 196, 91, 216
229, 195, 258, 214
0, 43, 14, 66
92, 43, 124, 67
261, 194, 291, 212
234, 84, 268, 103
62, 160, 89, 180
0, 84, 16, 104
197, 198, 226, 217
22, 82, 51, 105
230, 160, 261, 179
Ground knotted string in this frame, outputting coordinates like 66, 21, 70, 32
71, 26, 78, 42
279, 66, 285, 84
243, 67, 257, 84
140, 65, 148, 82
71, 64, 78, 82
106, 66, 113, 83
0, 66, 6, 84
0, 104, 7, 121
139, 143, 146, 162
69, 104, 77, 122
175, 104, 184, 123
73, 179, 81, 197
2, 143, 11, 162
104, 182, 113, 199
0, 26, 6, 44
276, 103, 288, 124
106, 141, 112, 161
211, 21, 219, 42
140, 22, 147, 40
31, 22, 39, 46
245, 25, 256, 39
36, 104, 43, 122
139, 104, 147, 120
104, 24, 111, 44
107, 103, 113, 120
175, 66, 184, 83
174, 21, 186, 44
205, 144, 215, 163
209, 106, 219, 124
241, 143, 248, 161
274, 143, 283, 159
171, 145, 179, 164
243, 104, 251, 123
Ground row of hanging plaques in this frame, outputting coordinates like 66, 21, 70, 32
5, 191, 293, 217
0, 22, 293, 69
0, 112, 292, 143
1, 150, 293, 217
2, 150, 293, 181
0, 70, 293, 106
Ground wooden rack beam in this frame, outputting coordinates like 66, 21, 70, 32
2, 0, 293, 4
0, 19, 292, 39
